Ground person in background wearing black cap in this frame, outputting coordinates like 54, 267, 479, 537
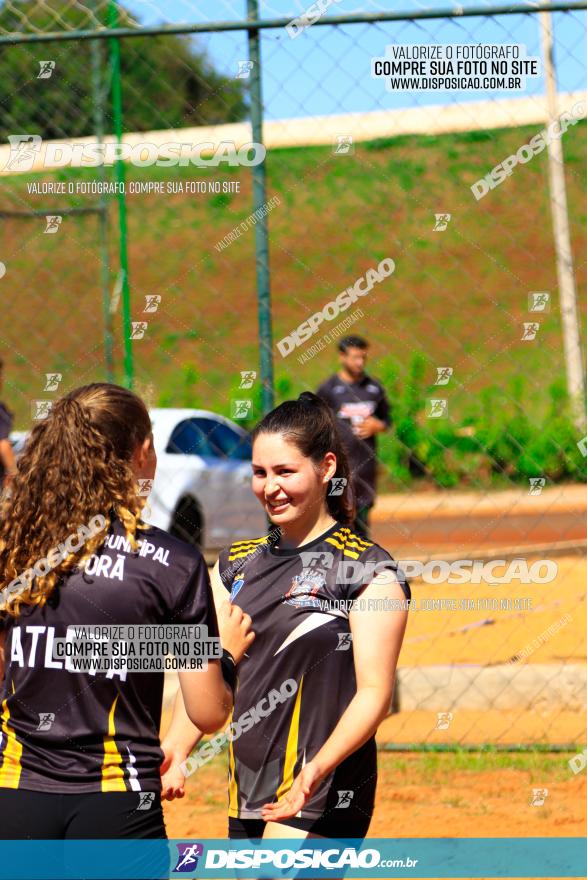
316, 335, 390, 539
0, 358, 16, 492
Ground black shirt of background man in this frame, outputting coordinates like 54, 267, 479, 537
316, 374, 391, 509
0, 403, 13, 487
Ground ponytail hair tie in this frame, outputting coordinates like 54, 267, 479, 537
298, 391, 320, 407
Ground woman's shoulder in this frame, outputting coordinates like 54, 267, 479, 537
220, 529, 279, 567
322, 524, 394, 562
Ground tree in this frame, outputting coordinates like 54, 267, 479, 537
0, 0, 248, 141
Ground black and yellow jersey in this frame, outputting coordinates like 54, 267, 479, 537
218, 522, 410, 823
0, 518, 218, 793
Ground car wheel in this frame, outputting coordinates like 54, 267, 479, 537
170, 496, 203, 549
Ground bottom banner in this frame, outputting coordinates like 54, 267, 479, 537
0, 838, 583, 878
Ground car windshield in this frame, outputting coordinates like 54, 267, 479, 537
166, 418, 251, 460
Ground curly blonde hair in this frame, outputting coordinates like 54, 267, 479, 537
0, 383, 152, 617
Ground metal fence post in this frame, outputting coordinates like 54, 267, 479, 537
107, 0, 133, 389
90, 33, 115, 383
540, 7, 586, 432
247, 0, 274, 415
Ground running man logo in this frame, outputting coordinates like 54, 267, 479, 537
236, 60, 254, 79
239, 370, 256, 389
44, 373, 62, 392
37, 61, 56, 79
577, 436, 587, 458
434, 367, 453, 386
44, 215, 62, 234
174, 843, 204, 872
529, 291, 550, 312
231, 399, 252, 420
521, 322, 539, 341
130, 322, 148, 340
32, 400, 53, 420
335, 790, 354, 808
427, 399, 448, 419
568, 748, 587, 775
137, 479, 154, 497
143, 295, 161, 314
435, 711, 453, 730
528, 477, 546, 496
433, 213, 451, 231
4, 135, 42, 172
333, 135, 354, 155
36, 712, 55, 731
137, 792, 155, 811
336, 633, 353, 651
328, 477, 347, 496
529, 788, 548, 806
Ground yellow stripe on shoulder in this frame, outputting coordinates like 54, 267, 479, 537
227, 535, 271, 562
230, 536, 269, 548
325, 528, 373, 560
334, 527, 373, 550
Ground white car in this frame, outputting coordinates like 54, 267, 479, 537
145, 408, 266, 554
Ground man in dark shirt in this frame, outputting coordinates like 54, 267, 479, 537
0, 359, 15, 491
316, 336, 390, 539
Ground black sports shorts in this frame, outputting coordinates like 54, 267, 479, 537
229, 812, 371, 841
0, 788, 166, 839
0, 788, 169, 879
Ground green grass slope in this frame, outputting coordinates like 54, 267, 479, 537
2, 120, 587, 488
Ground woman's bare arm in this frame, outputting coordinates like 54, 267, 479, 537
161, 561, 253, 798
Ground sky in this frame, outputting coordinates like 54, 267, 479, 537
122, 0, 586, 121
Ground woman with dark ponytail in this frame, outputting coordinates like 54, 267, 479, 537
0, 383, 252, 844
164, 391, 410, 841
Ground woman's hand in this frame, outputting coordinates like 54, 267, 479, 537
217, 600, 254, 663
260, 761, 324, 822
160, 741, 187, 801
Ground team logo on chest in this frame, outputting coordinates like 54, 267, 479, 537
283, 567, 326, 609
230, 574, 245, 602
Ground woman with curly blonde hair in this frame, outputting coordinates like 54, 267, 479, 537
0, 383, 252, 841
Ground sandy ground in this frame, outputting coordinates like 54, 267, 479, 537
160, 750, 587, 840
396, 554, 584, 668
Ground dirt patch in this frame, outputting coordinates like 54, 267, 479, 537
161, 751, 587, 841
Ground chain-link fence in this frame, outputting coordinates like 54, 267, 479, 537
1, 0, 586, 749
